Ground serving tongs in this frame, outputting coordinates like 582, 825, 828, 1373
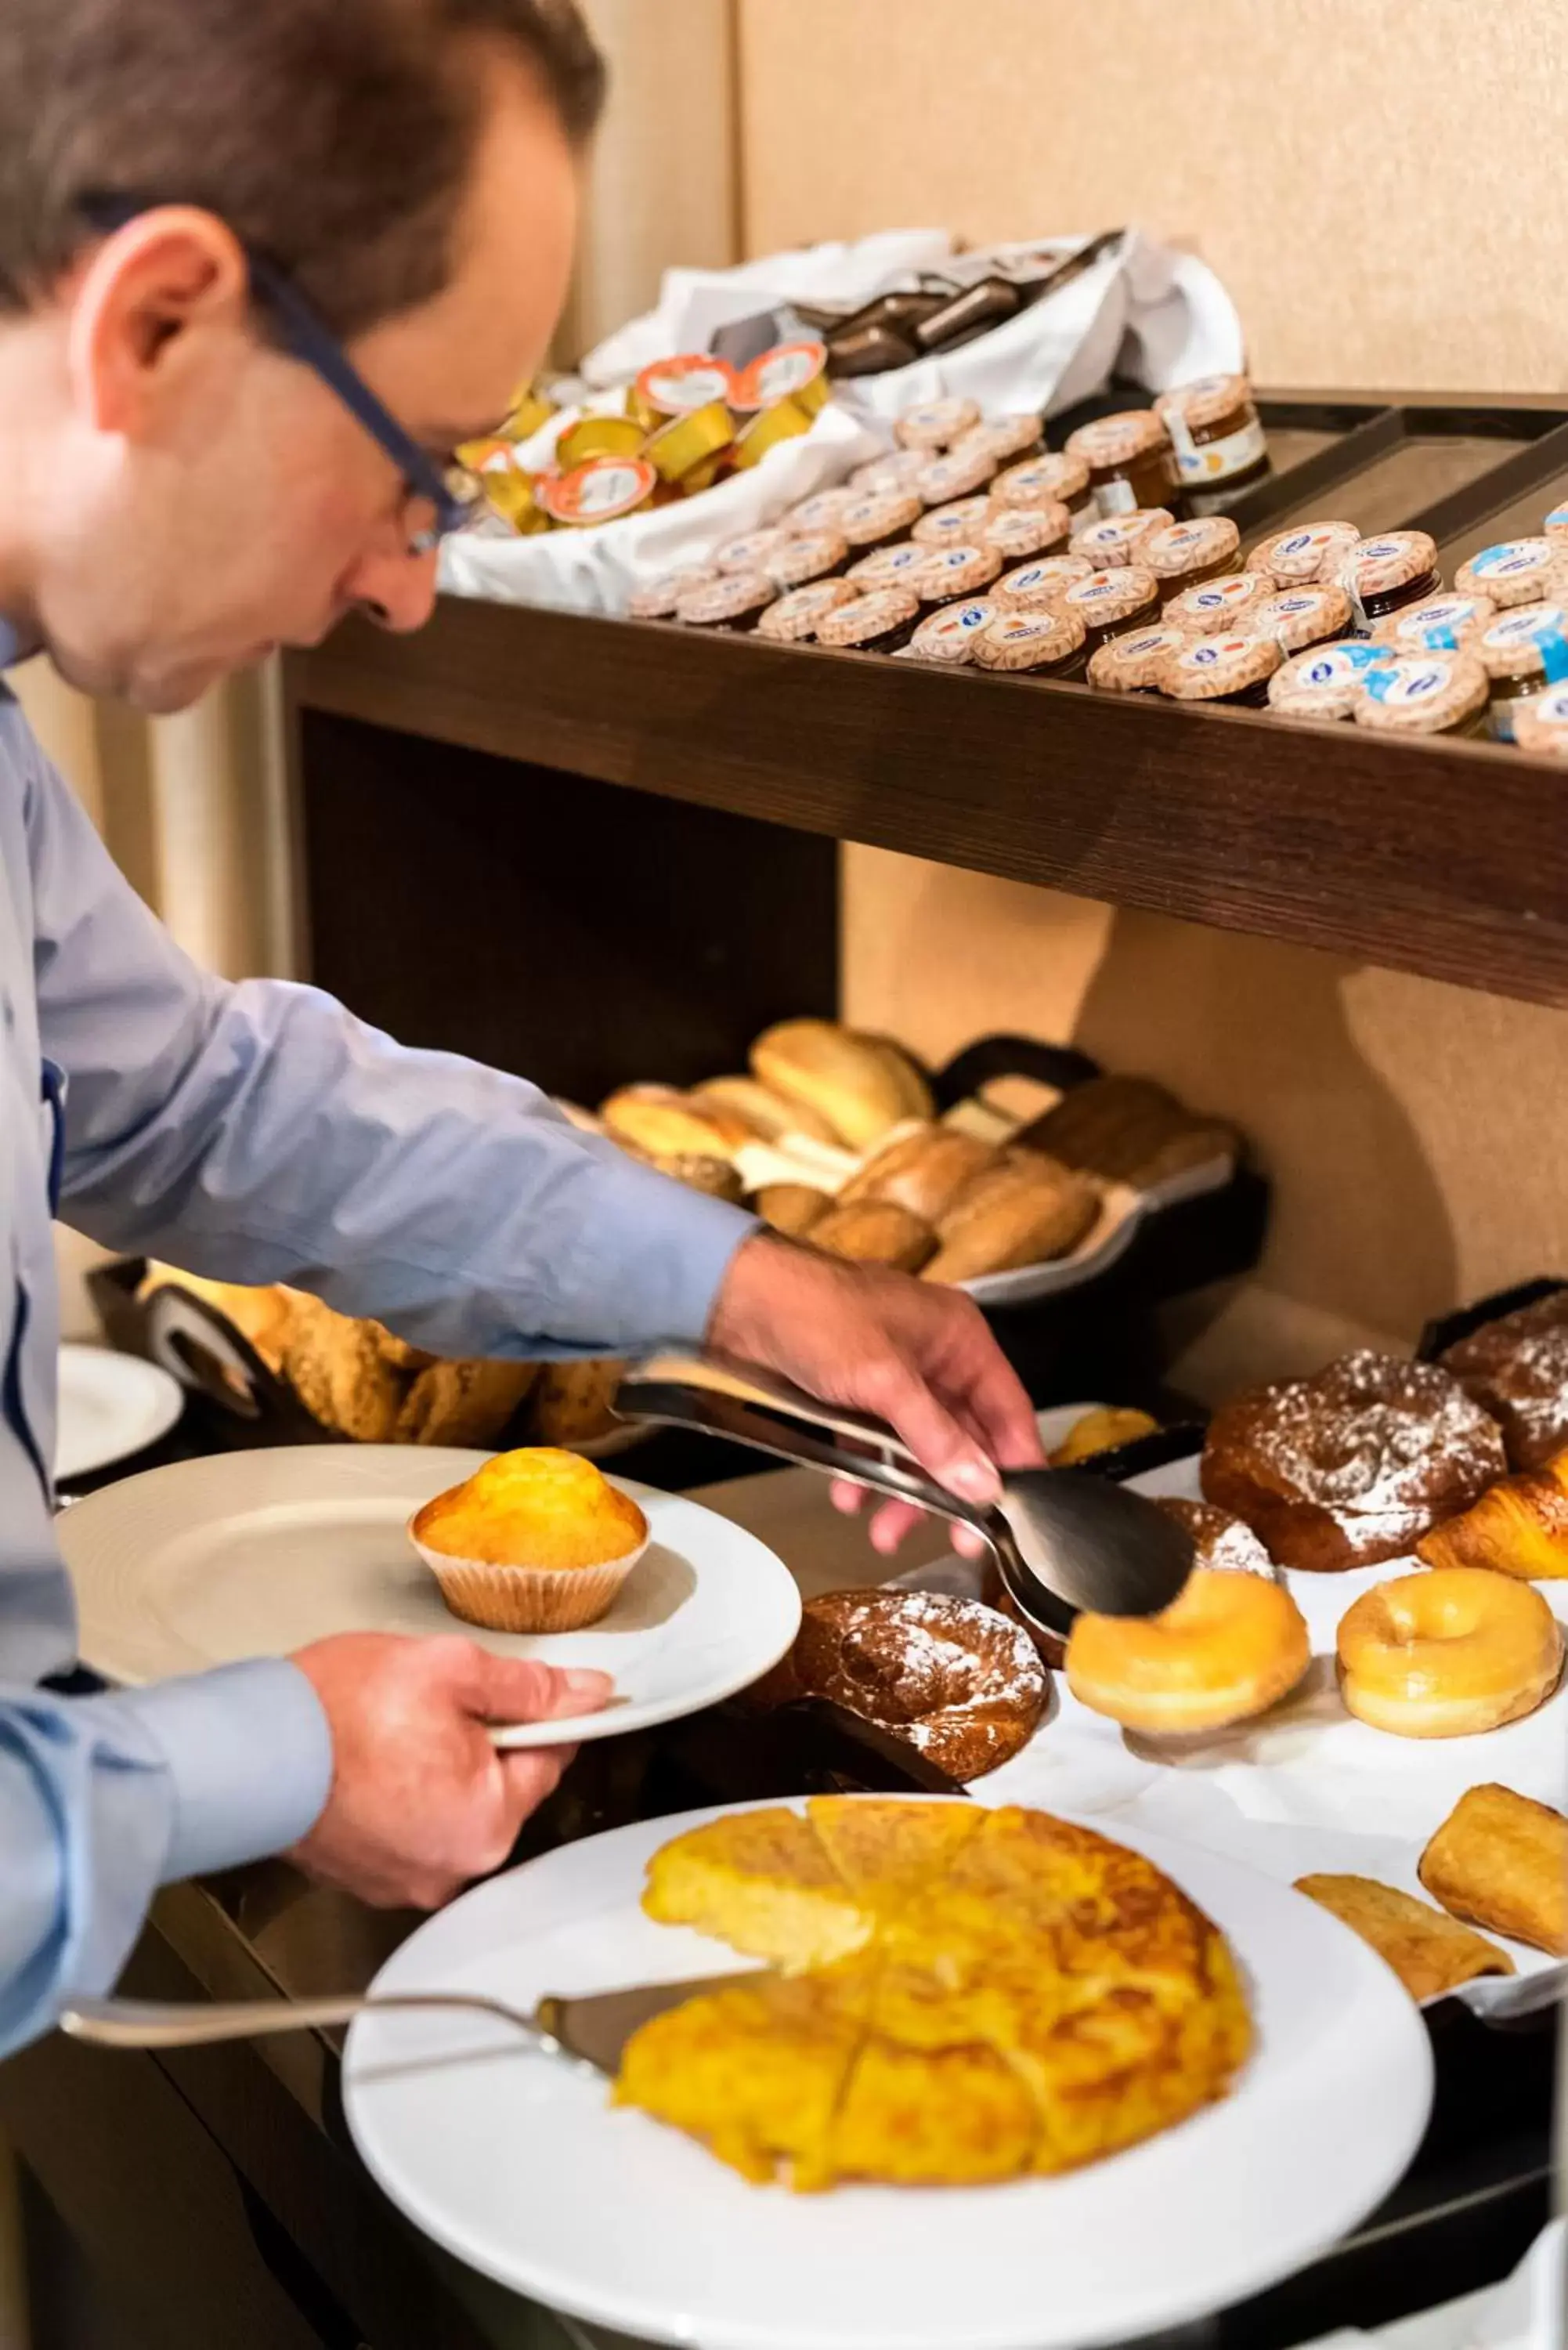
614, 1350, 1193, 1640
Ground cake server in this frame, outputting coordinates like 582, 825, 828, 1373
615, 1350, 1194, 1639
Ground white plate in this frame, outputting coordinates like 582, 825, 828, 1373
55, 1344, 183, 1482
59, 1448, 800, 1749
344, 1797, 1432, 2350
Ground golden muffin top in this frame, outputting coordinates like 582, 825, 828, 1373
411, 1447, 647, 1571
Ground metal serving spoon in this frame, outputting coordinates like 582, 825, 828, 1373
615, 1350, 1194, 1640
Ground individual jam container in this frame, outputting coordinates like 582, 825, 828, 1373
1250, 584, 1354, 656
1158, 631, 1281, 708
554, 412, 647, 470
992, 451, 1093, 515
1064, 410, 1175, 517
896, 396, 982, 452
537, 454, 658, 527
733, 400, 815, 472
906, 596, 1003, 667
1069, 508, 1175, 569
1057, 565, 1161, 652
1474, 602, 1568, 740
959, 414, 1046, 466
755, 579, 859, 644
1154, 374, 1270, 495
1247, 520, 1361, 588
786, 486, 861, 534
981, 501, 1072, 562
815, 586, 922, 654
645, 403, 735, 491
1353, 649, 1491, 738
732, 339, 829, 417
634, 353, 739, 418
849, 447, 929, 496
1339, 532, 1440, 630
1547, 501, 1568, 553
1515, 682, 1568, 759
994, 554, 1096, 610
1266, 640, 1387, 723
839, 489, 925, 553
971, 606, 1089, 682
846, 539, 934, 593
627, 566, 714, 621
914, 541, 1005, 604
912, 495, 995, 548
1143, 515, 1241, 604
712, 525, 794, 576
1086, 624, 1190, 693
1165, 569, 1276, 636
1373, 590, 1498, 654
1454, 537, 1564, 611
766, 528, 851, 591
674, 569, 777, 631
915, 444, 1000, 506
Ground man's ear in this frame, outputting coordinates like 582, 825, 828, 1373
66, 207, 251, 436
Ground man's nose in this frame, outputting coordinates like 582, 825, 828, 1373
346, 544, 440, 634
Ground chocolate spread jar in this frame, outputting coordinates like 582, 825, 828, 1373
1057, 564, 1161, 653
1267, 639, 1389, 724
755, 579, 859, 643
1340, 532, 1441, 631
1474, 602, 1568, 740
1247, 520, 1360, 588
1154, 374, 1270, 497
1353, 649, 1491, 738
912, 495, 995, 548
982, 501, 1072, 562
674, 569, 776, 631
1143, 515, 1241, 604
992, 451, 1093, 516
1165, 569, 1276, 637
971, 606, 1088, 682
1086, 623, 1190, 693
1373, 590, 1498, 654
1065, 410, 1175, 517
815, 585, 923, 655
993, 554, 1095, 611
1250, 584, 1354, 655
1069, 508, 1175, 569
906, 596, 1003, 667
1158, 631, 1281, 708
1454, 537, 1565, 612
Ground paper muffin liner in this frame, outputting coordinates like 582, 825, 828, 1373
408, 1521, 649, 1634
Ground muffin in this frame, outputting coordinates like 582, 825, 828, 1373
409, 1447, 649, 1632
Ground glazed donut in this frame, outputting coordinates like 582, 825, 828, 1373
1336, 1567, 1563, 1738
1065, 1567, 1310, 1735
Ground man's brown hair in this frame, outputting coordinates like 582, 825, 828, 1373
0, 0, 605, 335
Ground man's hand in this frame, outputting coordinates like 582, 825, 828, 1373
706, 1231, 1044, 1554
285, 1634, 610, 1908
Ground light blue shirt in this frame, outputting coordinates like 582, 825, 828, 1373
0, 642, 751, 2056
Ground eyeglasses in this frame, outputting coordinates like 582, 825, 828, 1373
81, 194, 478, 552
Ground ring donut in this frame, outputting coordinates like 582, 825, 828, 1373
1337, 1567, 1563, 1738
1066, 1567, 1310, 1735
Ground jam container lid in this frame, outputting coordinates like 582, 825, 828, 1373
1158, 631, 1281, 702
916, 445, 999, 505
1143, 515, 1241, 580
1250, 584, 1354, 653
732, 339, 828, 414
767, 528, 850, 589
995, 554, 1096, 609
787, 486, 860, 533
909, 596, 1003, 664
1248, 520, 1360, 587
1373, 591, 1498, 652
1454, 537, 1563, 609
628, 566, 713, 620
1064, 410, 1171, 470
1547, 500, 1568, 549
1069, 508, 1175, 567
1341, 531, 1439, 602
1165, 569, 1275, 634
846, 539, 934, 591
839, 488, 924, 548
982, 501, 1071, 559
634, 353, 739, 417
972, 606, 1087, 674
912, 495, 995, 547
848, 448, 928, 495
756, 579, 858, 642
713, 525, 793, 574
992, 451, 1092, 510
915, 541, 1005, 600
1059, 565, 1160, 629
1267, 638, 1389, 721
1353, 649, 1490, 734
959, 414, 1045, 465
1153, 373, 1255, 434
537, 454, 658, 526
1087, 624, 1190, 692
1515, 682, 1568, 757
1474, 601, 1568, 682
675, 569, 777, 627
815, 586, 921, 648
896, 396, 982, 451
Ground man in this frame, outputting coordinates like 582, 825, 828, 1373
0, 0, 1042, 2059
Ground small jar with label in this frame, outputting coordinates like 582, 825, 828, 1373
982, 501, 1072, 562
634, 353, 739, 419
846, 540, 934, 594
1057, 565, 1162, 653
786, 486, 861, 534
1474, 602, 1568, 741
1515, 682, 1568, 760
1064, 410, 1175, 517
1069, 508, 1175, 569
839, 489, 925, 554
994, 554, 1096, 611
674, 569, 778, 632
1546, 501, 1568, 555
1086, 624, 1190, 694
539, 455, 658, 528
713, 525, 794, 576
1165, 569, 1276, 637
896, 396, 982, 452
815, 586, 923, 655
1454, 537, 1565, 611
916, 444, 1000, 507
756, 579, 860, 644
906, 596, 1003, 667
1154, 374, 1270, 499
1373, 590, 1498, 654
913, 495, 995, 548
766, 529, 851, 591
1158, 632, 1281, 709
1268, 640, 1389, 724
992, 451, 1093, 516
1247, 521, 1360, 588
1352, 650, 1490, 738
959, 414, 1046, 466
1143, 516, 1241, 605
914, 542, 1005, 605
732, 340, 829, 416
1341, 532, 1441, 631
1250, 584, 1354, 656
849, 448, 929, 497
971, 606, 1089, 683
627, 566, 714, 622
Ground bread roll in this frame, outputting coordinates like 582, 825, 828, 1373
750, 1021, 911, 1151
281, 1291, 409, 1442
529, 1358, 626, 1447
840, 1126, 998, 1223
923, 1153, 1099, 1284
693, 1076, 839, 1147
649, 1152, 746, 1202
600, 1085, 750, 1162
554, 1098, 605, 1135
852, 1032, 935, 1124
754, 1183, 833, 1238
808, 1199, 937, 1273
394, 1359, 539, 1447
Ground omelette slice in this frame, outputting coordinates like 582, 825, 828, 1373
826, 2032, 1040, 2186
804, 1796, 984, 1914
641, 1806, 870, 1971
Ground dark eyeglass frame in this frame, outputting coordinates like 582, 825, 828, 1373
81, 193, 477, 551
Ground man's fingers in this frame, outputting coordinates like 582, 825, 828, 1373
867, 1498, 926, 1555
466, 1649, 612, 1725
830, 1477, 869, 1517
500, 1745, 576, 1817
952, 1331, 1046, 1470
862, 1359, 999, 1506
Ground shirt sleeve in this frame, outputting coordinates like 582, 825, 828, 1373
23, 735, 753, 1358
0, 1660, 331, 2059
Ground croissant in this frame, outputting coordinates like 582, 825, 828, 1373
1417, 1448, 1568, 1578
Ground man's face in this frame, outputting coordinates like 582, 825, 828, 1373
27, 52, 578, 711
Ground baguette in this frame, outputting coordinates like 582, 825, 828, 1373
750, 1020, 912, 1151
923, 1152, 1099, 1284
808, 1198, 937, 1273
